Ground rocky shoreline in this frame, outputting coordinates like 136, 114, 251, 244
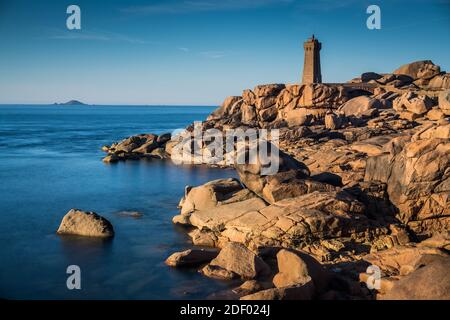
82, 60, 450, 299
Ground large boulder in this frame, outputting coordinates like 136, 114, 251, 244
102, 154, 119, 163
207, 96, 242, 120
253, 84, 285, 97
361, 72, 382, 82
236, 144, 312, 203
324, 112, 344, 129
372, 90, 400, 109
242, 89, 257, 105
174, 178, 265, 230
363, 245, 446, 275
283, 108, 314, 127
413, 123, 450, 139
258, 105, 278, 122
57, 209, 114, 238
279, 84, 355, 126
240, 281, 315, 300
350, 135, 399, 156
112, 136, 143, 153
179, 184, 369, 256
364, 125, 450, 235
103, 133, 172, 161
439, 90, 450, 115
260, 171, 335, 204
272, 249, 330, 292
418, 231, 450, 250
393, 92, 435, 115
213, 82, 366, 129
201, 242, 271, 280
116, 134, 157, 154
157, 133, 171, 145
393, 60, 441, 80
263, 191, 367, 238
427, 73, 450, 90
380, 254, 450, 300
297, 84, 349, 108
218, 190, 369, 256
236, 142, 310, 178
255, 96, 277, 110
427, 108, 446, 121
376, 73, 413, 87
188, 196, 268, 231
241, 104, 258, 125
338, 96, 382, 117
178, 178, 244, 215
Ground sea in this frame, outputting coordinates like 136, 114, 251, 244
0, 104, 237, 299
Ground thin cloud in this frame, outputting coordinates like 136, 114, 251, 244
48, 30, 152, 44
122, 0, 294, 14
50, 33, 110, 41
199, 51, 227, 59
177, 47, 228, 58
292, 0, 363, 12
294, 0, 450, 12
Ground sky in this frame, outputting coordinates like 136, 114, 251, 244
0, 0, 449, 105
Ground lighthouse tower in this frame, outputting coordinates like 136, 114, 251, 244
302, 35, 322, 84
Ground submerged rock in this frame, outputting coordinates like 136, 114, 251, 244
115, 211, 143, 218
165, 249, 218, 267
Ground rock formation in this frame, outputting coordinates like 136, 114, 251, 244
165, 249, 218, 267
102, 133, 171, 163
104, 60, 450, 300
57, 209, 114, 238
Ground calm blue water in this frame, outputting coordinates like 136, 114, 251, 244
0, 105, 236, 300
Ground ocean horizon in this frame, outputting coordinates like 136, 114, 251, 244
0, 104, 237, 299
0, 104, 219, 107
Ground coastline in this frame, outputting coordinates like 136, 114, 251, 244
99, 59, 450, 300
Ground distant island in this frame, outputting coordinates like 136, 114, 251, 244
54, 100, 87, 106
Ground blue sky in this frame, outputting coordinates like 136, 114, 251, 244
0, 0, 449, 105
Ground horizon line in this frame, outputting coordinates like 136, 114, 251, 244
0, 103, 219, 107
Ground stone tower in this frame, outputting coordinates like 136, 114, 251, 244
302, 35, 322, 84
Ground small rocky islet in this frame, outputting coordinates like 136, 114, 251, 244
58, 59, 450, 300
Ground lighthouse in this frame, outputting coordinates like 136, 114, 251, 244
302, 35, 322, 84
